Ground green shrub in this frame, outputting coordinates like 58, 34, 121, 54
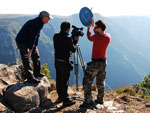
17, 59, 22, 64
40, 63, 51, 79
115, 86, 136, 96
115, 88, 125, 94
115, 74, 150, 97
140, 74, 150, 94
123, 86, 136, 96
132, 84, 140, 93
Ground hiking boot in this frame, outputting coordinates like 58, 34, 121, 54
24, 70, 40, 84
34, 73, 45, 78
27, 77, 40, 84
56, 98, 63, 103
63, 98, 75, 106
95, 100, 104, 105
80, 101, 94, 108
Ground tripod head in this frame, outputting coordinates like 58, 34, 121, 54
71, 25, 84, 40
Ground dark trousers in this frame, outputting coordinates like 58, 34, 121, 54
17, 43, 41, 79
55, 60, 70, 101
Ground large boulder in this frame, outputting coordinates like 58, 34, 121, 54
0, 64, 24, 85
4, 83, 40, 112
0, 102, 13, 113
0, 63, 55, 112
0, 64, 24, 95
8, 63, 24, 81
35, 76, 52, 105
4, 76, 55, 112
0, 78, 9, 95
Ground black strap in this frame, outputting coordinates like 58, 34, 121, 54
92, 58, 106, 62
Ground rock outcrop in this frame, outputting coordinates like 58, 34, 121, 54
0, 63, 55, 112
4, 83, 40, 112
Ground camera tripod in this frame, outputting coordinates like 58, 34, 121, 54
71, 45, 113, 101
71, 44, 85, 100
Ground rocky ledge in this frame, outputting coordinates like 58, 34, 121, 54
0, 63, 55, 113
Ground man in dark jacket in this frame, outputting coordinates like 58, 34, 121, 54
53, 22, 78, 106
16, 11, 51, 83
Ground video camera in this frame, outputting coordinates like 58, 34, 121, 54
69, 25, 84, 71
71, 25, 84, 41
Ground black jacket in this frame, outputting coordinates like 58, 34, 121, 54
15, 17, 43, 50
53, 31, 77, 62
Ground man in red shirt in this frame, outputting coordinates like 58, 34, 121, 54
81, 20, 110, 107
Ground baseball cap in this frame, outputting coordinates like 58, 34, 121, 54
39, 11, 53, 19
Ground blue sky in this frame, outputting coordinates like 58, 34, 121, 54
0, 0, 150, 16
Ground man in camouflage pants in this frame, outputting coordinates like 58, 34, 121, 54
81, 20, 110, 107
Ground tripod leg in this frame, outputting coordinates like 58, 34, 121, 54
74, 50, 79, 92
71, 46, 84, 101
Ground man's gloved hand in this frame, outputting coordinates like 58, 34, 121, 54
24, 49, 32, 59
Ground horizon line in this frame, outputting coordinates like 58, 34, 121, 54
0, 13, 150, 18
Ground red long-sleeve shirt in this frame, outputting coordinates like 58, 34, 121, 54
87, 28, 110, 59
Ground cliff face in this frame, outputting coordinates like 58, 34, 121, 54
1, 14, 150, 89
0, 28, 17, 64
